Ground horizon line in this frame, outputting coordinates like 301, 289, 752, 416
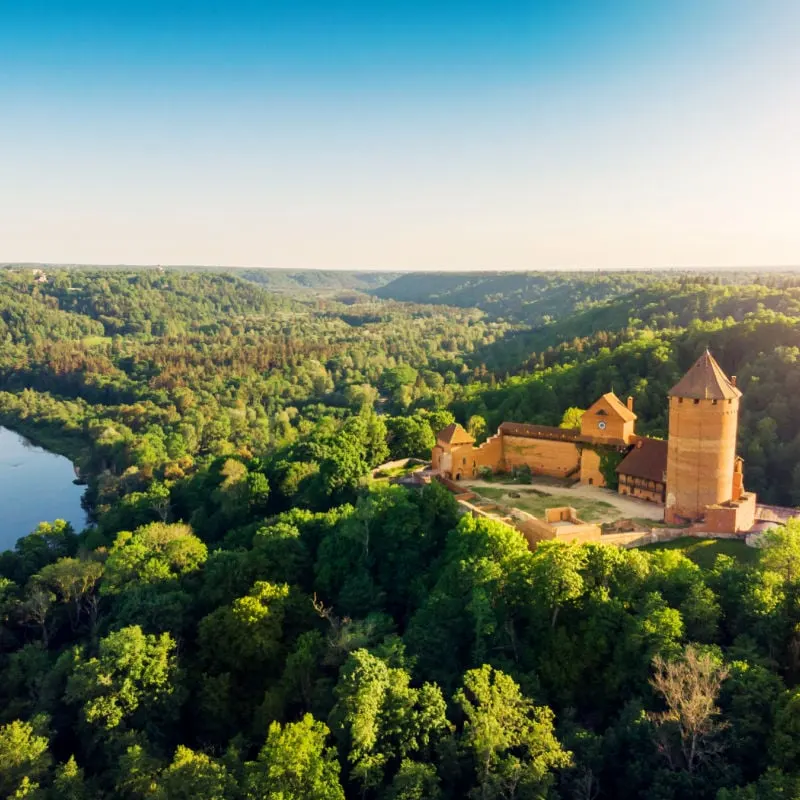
3, 262, 800, 274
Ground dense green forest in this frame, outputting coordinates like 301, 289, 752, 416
1, 265, 800, 799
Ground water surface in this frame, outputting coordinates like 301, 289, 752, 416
0, 427, 87, 550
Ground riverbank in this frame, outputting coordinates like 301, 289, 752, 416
0, 427, 89, 547
0, 414, 89, 469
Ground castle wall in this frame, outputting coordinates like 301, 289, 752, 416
502, 436, 580, 478
665, 396, 740, 523
445, 433, 505, 480
700, 493, 756, 534
579, 448, 606, 486
431, 445, 443, 472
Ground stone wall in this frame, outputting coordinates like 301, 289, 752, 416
701, 493, 756, 533
502, 436, 580, 478
579, 448, 605, 486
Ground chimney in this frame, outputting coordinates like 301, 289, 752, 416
731, 376, 737, 387
627, 396, 634, 412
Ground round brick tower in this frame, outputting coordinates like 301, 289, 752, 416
664, 351, 742, 524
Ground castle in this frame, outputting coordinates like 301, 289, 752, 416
431, 351, 757, 533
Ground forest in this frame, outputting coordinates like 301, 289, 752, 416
1, 265, 800, 799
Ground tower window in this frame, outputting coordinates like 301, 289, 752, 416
693, 399, 700, 405
678, 398, 683, 404
712, 400, 718, 405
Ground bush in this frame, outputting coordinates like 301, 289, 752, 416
513, 464, 532, 484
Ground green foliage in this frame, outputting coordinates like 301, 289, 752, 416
158, 745, 236, 800
455, 665, 571, 799
102, 522, 207, 594
1, 268, 800, 798
65, 625, 182, 733
559, 407, 585, 430
244, 714, 345, 800
758, 519, 800, 583
0, 717, 51, 798
598, 448, 625, 490
330, 649, 450, 792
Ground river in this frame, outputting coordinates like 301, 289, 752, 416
0, 427, 88, 551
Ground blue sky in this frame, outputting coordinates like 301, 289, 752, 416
1, 1, 799, 269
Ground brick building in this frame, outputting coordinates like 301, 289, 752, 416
431, 350, 757, 532
431, 391, 636, 486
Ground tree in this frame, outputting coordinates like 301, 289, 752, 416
51, 756, 88, 800
11, 520, 77, 584
759, 520, 800, 583
330, 649, 450, 793
559, 407, 585, 430
386, 417, 436, 460
467, 415, 488, 443
384, 759, 442, 800
649, 645, 729, 774
20, 585, 56, 647
102, 522, 207, 595
65, 625, 182, 733
33, 558, 103, 632
770, 688, 800, 772
197, 581, 292, 675
455, 665, 570, 799
0, 717, 51, 798
529, 542, 587, 629
244, 714, 345, 800
159, 745, 236, 800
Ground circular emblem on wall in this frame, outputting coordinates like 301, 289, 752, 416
598, 421, 607, 430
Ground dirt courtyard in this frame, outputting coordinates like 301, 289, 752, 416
462, 477, 665, 524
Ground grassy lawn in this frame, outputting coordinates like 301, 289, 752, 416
371, 463, 426, 482
475, 486, 619, 523
81, 335, 113, 347
640, 536, 760, 569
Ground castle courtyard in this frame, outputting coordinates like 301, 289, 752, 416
461, 477, 665, 524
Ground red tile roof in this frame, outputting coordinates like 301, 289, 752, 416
616, 437, 668, 483
498, 422, 582, 442
437, 423, 475, 445
591, 392, 637, 422
669, 351, 741, 400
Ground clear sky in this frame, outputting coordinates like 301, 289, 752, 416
1, 1, 799, 270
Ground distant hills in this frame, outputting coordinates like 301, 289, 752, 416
1, 264, 400, 294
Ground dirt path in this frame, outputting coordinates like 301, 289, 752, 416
462, 478, 664, 521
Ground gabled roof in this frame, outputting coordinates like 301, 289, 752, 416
669, 350, 742, 400
616, 437, 668, 483
587, 392, 636, 422
437, 423, 475, 446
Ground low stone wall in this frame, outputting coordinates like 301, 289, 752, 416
602, 526, 759, 549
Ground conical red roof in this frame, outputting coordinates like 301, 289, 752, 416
669, 351, 741, 400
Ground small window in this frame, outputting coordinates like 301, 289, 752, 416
694, 399, 700, 405
712, 399, 718, 405
678, 398, 683, 404
728, 399, 732, 405
588, 478, 593, 485
462, 457, 467, 465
